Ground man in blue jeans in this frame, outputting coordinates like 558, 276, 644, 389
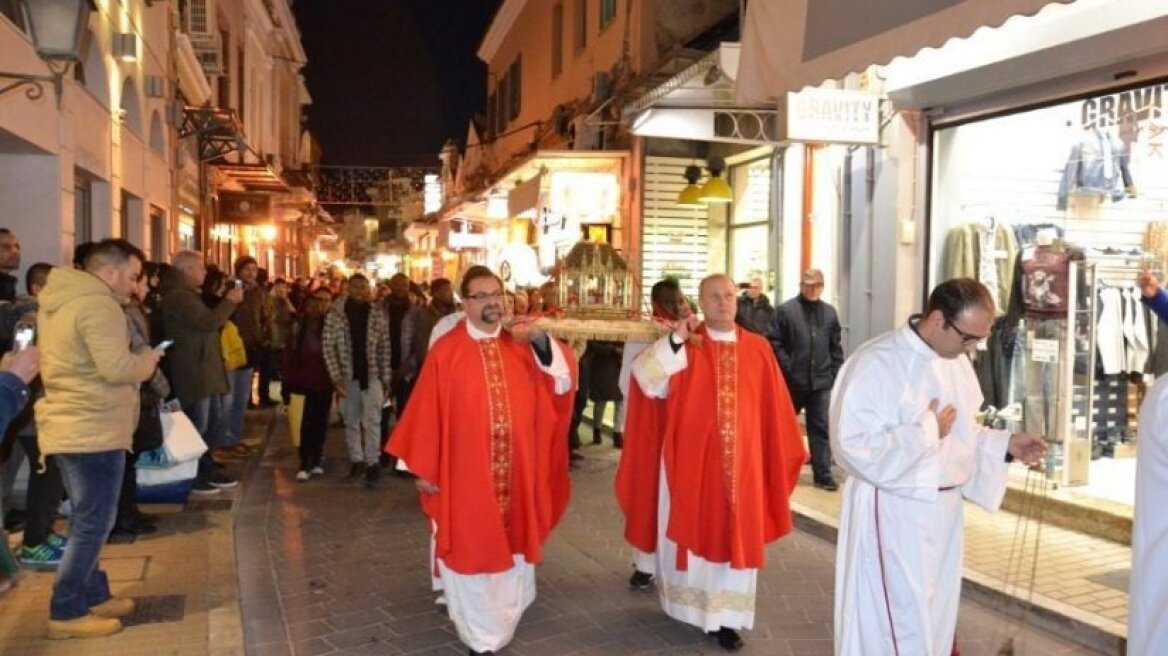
160, 251, 243, 494
37, 240, 161, 639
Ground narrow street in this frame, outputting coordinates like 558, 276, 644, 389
237, 418, 1101, 656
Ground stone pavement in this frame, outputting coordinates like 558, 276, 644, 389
235, 417, 1102, 656
788, 467, 1130, 654
0, 409, 273, 656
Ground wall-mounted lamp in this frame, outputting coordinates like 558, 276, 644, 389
700, 156, 732, 204
0, 0, 96, 107
112, 32, 138, 62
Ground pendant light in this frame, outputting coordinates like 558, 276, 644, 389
676, 165, 704, 208
700, 156, 732, 204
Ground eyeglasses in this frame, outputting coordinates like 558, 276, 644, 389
945, 318, 988, 345
801, 281, 823, 288
465, 291, 503, 302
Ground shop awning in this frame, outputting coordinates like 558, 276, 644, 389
213, 163, 291, 194
882, 0, 1168, 111
735, 0, 1079, 104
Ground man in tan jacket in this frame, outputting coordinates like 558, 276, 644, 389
37, 239, 160, 639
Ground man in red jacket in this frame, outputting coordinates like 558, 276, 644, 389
620, 273, 806, 652
387, 266, 575, 656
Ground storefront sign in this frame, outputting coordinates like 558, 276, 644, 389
218, 192, 271, 224
779, 89, 880, 145
1080, 83, 1167, 129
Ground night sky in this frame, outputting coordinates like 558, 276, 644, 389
292, 0, 503, 167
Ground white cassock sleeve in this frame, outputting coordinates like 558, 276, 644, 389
533, 337, 572, 395
631, 334, 687, 399
829, 354, 943, 503
1131, 376, 1168, 655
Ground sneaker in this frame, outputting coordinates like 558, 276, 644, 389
628, 570, 654, 591
91, 596, 134, 618
208, 471, 239, 489
190, 480, 221, 495
20, 543, 64, 570
309, 466, 324, 476
295, 470, 310, 482
48, 614, 122, 639
46, 533, 68, 549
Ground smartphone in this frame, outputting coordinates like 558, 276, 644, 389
13, 326, 34, 351
155, 339, 175, 351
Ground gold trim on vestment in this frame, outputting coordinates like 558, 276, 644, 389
478, 338, 514, 523
663, 581, 756, 614
715, 341, 738, 510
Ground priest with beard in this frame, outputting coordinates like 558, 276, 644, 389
387, 266, 576, 656
621, 273, 806, 651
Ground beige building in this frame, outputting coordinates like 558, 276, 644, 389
0, 0, 317, 280
443, 0, 736, 296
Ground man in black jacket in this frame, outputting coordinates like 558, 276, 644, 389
767, 269, 844, 491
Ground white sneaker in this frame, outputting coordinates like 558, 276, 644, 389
310, 466, 324, 476
295, 470, 310, 482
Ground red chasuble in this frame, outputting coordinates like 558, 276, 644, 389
617, 325, 806, 570
387, 320, 576, 575
614, 379, 667, 554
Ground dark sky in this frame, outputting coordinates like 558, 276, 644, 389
292, 0, 503, 167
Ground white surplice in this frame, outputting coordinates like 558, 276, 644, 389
1130, 375, 1168, 655
632, 327, 758, 632
407, 319, 570, 653
829, 324, 1011, 656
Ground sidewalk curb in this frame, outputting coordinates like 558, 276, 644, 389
789, 500, 1128, 656
207, 409, 278, 656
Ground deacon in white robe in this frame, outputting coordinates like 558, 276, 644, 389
829, 279, 1045, 656
1130, 375, 1168, 654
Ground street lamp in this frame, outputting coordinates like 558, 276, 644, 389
0, 0, 96, 107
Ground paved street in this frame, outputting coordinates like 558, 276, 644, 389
237, 417, 1103, 656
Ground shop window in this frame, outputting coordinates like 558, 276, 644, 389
551, 3, 563, 79
599, 0, 616, 30
573, 0, 587, 52
928, 79, 1168, 494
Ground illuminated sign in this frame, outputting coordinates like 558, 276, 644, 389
779, 88, 880, 145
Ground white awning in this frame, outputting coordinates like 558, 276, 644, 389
736, 0, 1078, 104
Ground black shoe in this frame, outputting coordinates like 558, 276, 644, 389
112, 515, 158, 536
592, 431, 602, 445
468, 650, 494, 655
208, 470, 239, 489
4, 508, 25, 532
569, 451, 584, 462
813, 477, 840, 492
364, 465, 380, 488
348, 462, 366, 479
708, 627, 744, 651
133, 510, 160, 525
612, 432, 623, 449
628, 570, 653, 591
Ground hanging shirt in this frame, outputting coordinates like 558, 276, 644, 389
1019, 245, 1071, 320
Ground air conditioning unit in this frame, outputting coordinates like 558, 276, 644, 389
192, 34, 224, 77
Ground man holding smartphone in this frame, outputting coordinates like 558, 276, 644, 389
37, 239, 161, 639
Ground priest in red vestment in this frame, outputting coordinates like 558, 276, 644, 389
387, 266, 575, 656
620, 273, 806, 652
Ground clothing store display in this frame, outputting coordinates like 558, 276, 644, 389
1012, 223, 1064, 248
942, 221, 1017, 314
1056, 126, 1135, 211
1019, 245, 1072, 319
